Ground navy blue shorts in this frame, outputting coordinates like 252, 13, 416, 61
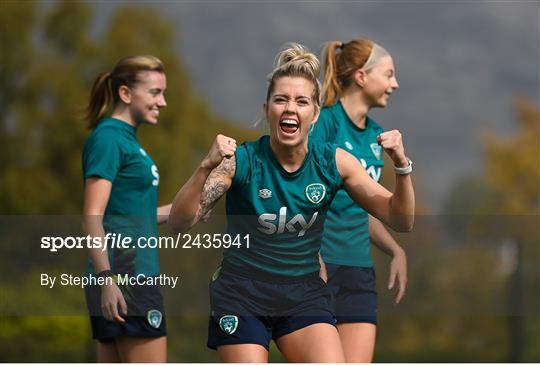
85, 281, 167, 342
326, 264, 377, 325
207, 264, 336, 351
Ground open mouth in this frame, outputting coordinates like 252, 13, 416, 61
279, 119, 299, 135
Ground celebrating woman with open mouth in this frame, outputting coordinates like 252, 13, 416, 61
169, 43, 414, 363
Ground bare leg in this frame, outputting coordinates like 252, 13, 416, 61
276, 323, 344, 363
115, 336, 167, 363
217, 344, 268, 363
97, 341, 120, 363
337, 323, 376, 362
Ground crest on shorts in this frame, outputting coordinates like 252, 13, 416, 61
219, 315, 238, 334
147, 309, 162, 329
305, 183, 326, 204
370, 143, 382, 160
259, 188, 272, 199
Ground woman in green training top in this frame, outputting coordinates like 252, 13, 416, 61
169, 43, 414, 363
82, 55, 171, 362
311, 38, 410, 362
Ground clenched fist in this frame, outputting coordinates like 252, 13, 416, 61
377, 130, 408, 167
202, 134, 237, 170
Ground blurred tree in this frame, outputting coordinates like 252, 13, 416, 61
0, 1, 36, 131
0, 0, 255, 361
479, 99, 540, 362
0, 1, 255, 215
0, 269, 92, 361
374, 99, 539, 362
4, 0, 535, 361
482, 99, 540, 214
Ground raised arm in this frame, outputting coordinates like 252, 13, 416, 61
336, 130, 415, 232
168, 134, 236, 233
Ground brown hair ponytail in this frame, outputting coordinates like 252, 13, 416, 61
321, 38, 387, 107
84, 55, 164, 129
321, 41, 343, 107
85, 72, 113, 130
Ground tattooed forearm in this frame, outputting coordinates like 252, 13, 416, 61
198, 180, 227, 220
196, 156, 236, 220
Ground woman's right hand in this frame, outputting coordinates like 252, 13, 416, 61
101, 283, 127, 322
201, 134, 237, 170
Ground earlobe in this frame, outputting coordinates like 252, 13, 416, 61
118, 85, 131, 104
262, 103, 269, 118
312, 109, 320, 124
354, 69, 366, 88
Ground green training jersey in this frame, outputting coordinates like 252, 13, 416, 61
82, 118, 160, 276
224, 135, 343, 276
310, 102, 384, 267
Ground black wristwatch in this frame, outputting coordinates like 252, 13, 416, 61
96, 269, 114, 278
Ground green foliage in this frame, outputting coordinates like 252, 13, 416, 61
0, 270, 91, 361
482, 99, 540, 214
431, 99, 540, 362
0, 316, 92, 362
0, 0, 256, 214
2, 0, 537, 361
0, 0, 255, 361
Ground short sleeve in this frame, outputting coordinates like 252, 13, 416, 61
82, 130, 122, 182
327, 143, 344, 189
371, 119, 385, 167
313, 141, 344, 190
310, 108, 337, 143
373, 122, 384, 140
232, 143, 250, 187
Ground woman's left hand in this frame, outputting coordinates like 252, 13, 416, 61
388, 248, 407, 304
377, 130, 408, 167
